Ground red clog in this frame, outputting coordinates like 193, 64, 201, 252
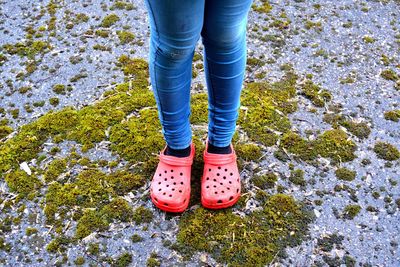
201, 141, 241, 209
150, 142, 195, 213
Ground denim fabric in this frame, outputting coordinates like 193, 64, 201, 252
144, 0, 253, 149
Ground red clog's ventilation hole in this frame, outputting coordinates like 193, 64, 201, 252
205, 166, 238, 204
154, 168, 187, 206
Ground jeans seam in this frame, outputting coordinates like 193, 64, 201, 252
147, 0, 163, 123
204, 42, 218, 147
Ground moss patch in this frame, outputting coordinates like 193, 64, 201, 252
384, 110, 400, 122
237, 71, 298, 147
300, 79, 332, 107
380, 69, 399, 81
4, 169, 41, 197
373, 141, 400, 161
253, 172, 278, 189
43, 158, 67, 182
175, 194, 314, 266
115, 252, 133, 267
280, 129, 357, 163
323, 113, 371, 139
117, 30, 135, 44
0, 51, 361, 264
252, 0, 272, 14
289, 169, 306, 187
44, 168, 143, 237
0, 122, 13, 139
342, 204, 361, 220
335, 168, 356, 181
100, 14, 120, 27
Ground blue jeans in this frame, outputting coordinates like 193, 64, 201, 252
144, 0, 253, 149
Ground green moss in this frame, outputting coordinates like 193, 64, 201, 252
25, 227, 38, 236
384, 110, 400, 122
395, 198, 400, 209
252, 0, 272, 14
132, 206, 153, 224
339, 120, 371, 139
87, 243, 100, 255
0, 237, 11, 252
93, 44, 111, 51
117, 30, 135, 44
304, 20, 323, 31
339, 75, 356, 84
100, 197, 133, 222
175, 194, 314, 266
49, 97, 59, 106
107, 169, 145, 195
344, 255, 356, 267
116, 55, 150, 86
314, 199, 323, 206
44, 168, 144, 227
18, 86, 32, 94
10, 108, 19, 119
0, 125, 13, 139
269, 17, 291, 30
372, 191, 380, 199
112, 1, 135, 10
101, 14, 120, 27
314, 129, 357, 163
131, 234, 143, 243
4, 169, 42, 197
44, 158, 67, 182
335, 168, 356, 181
46, 236, 72, 253
75, 209, 108, 239
33, 100, 46, 107
253, 172, 277, 189
373, 141, 400, 161
115, 252, 133, 267
46, 0, 59, 16
109, 108, 163, 166
75, 13, 89, 23
74, 256, 85, 265
234, 142, 262, 170
381, 69, 399, 81
362, 35, 375, 43
289, 169, 306, 186
238, 71, 298, 147
0, 58, 327, 256
0, 119, 9, 127
70, 73, 88, 82
300, 79, 332, 107
2, 40, 52, 60
323, 114, 371, 139
190, 93, 208, 124
342, 204, 361, 219
0, 53, 7, 66
280, 129, 356, 163
95, 29, 110, 38
317, 233, 344, 252
146, 255, 160, 267
247, 57, 265, 69
280, 131, 316, 161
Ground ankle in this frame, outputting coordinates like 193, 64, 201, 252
164, 144, 191, 157
207, 141, 232, 154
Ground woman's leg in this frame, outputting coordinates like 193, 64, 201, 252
201, 0, 254, 149
144, 0, 205, 150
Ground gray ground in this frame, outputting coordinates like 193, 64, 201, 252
0, 0, 399, 266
